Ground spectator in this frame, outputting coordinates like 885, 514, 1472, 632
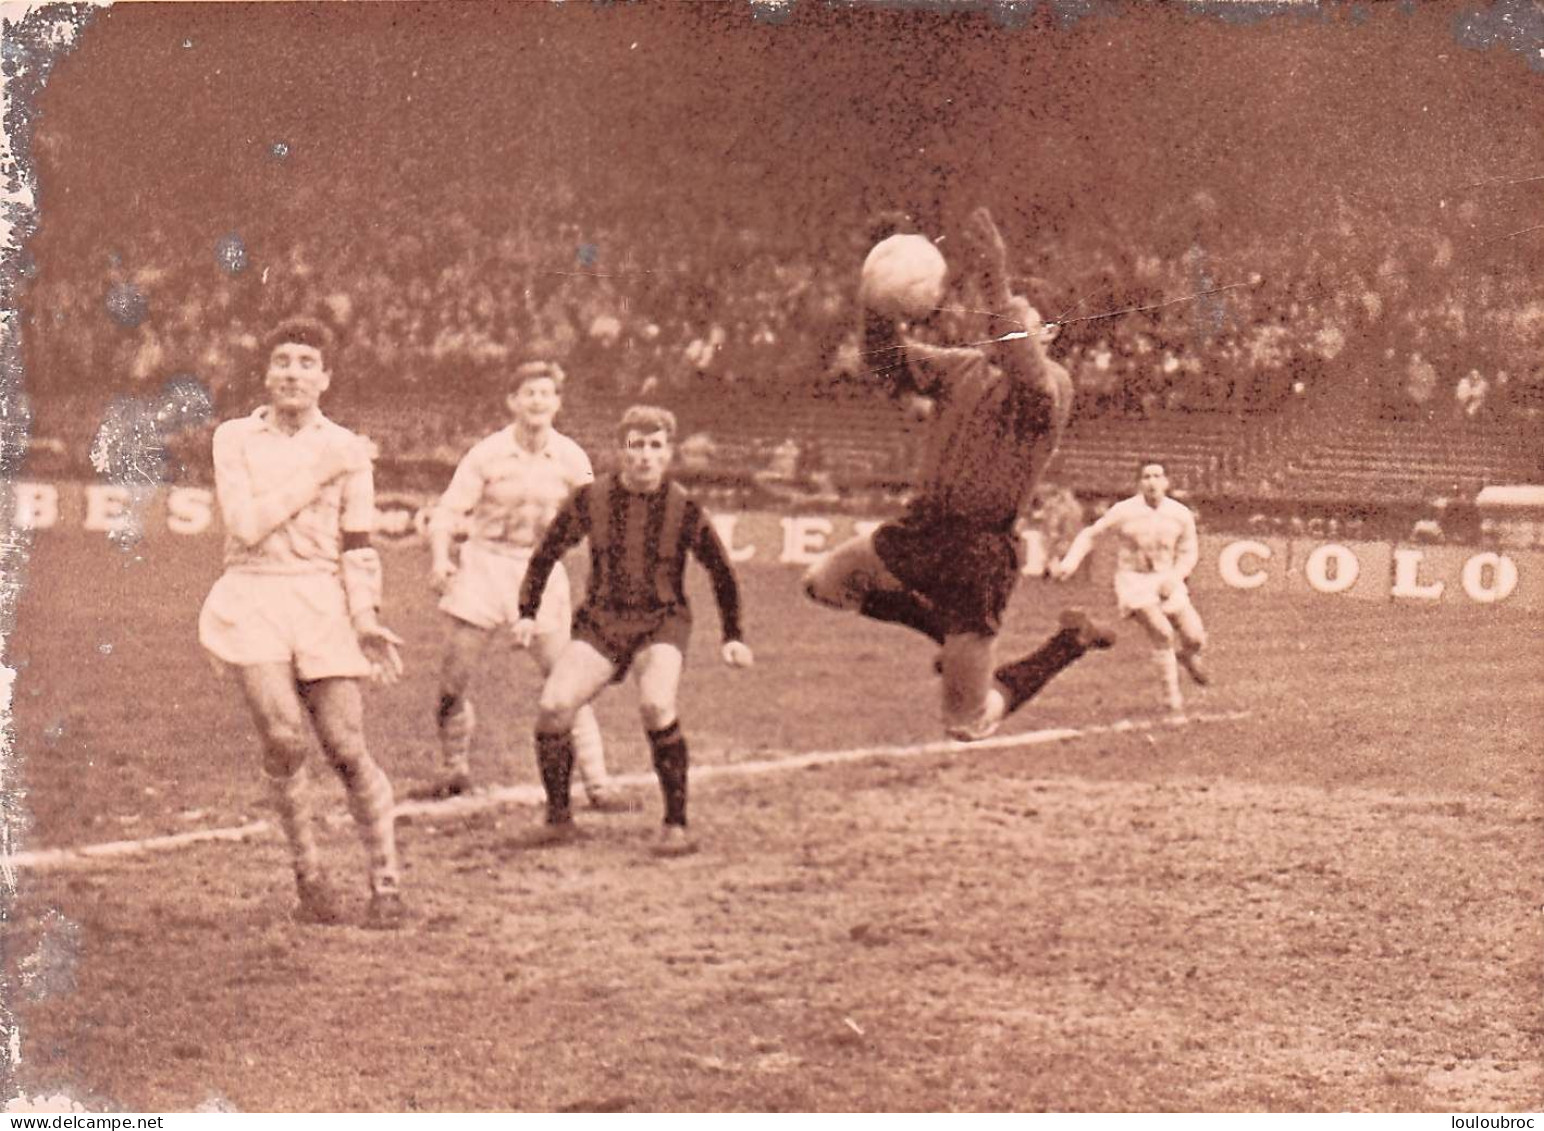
1455, 369, 1488, 421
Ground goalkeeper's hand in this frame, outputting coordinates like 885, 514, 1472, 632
963, 206, 1011, 306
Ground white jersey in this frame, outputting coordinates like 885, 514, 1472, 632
1088, 494, 1198, 577
431, 427, 593, 555
1060, 493, 1199, 617
211, 407, 375, 575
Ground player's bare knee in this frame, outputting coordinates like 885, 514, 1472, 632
261, 730, 309, 779
802, 566, 839, 607
638, 696, 677, 733
1174, 614, 1207, 654
438, 661, 472, 700
536, 691, 578, 734
809, 568, 870, 611
320, 731, 369, 779
1138, 613, 1174, 648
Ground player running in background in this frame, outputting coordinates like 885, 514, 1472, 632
198, 317, 407, 928
514, 406, 754, 856
804, 207, 1115, 742
424, 360, 627, 809
1051, 462, 1210, 715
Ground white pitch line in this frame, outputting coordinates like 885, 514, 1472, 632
7, 819, 278, 872
4, 710, 1252, 871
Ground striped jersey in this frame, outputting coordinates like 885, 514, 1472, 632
902, 340, 1073, 530
211, 407, 374, 574
519, 474, 745, 642
431, 426, 592, 554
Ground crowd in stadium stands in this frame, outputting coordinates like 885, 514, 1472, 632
20, 192, 1544, 488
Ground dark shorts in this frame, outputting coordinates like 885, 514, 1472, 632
872, 512, 1022, 637
573, 604, 693, 683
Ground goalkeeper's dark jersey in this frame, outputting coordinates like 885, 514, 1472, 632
900, 340, 1073, 531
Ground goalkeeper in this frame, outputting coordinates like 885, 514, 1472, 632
198, 317, 407, 929
803, 207, 1115, 741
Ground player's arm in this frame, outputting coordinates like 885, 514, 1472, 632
687, 501, 753, 667
900, 338, 988, 398
1052, 506, 1120, 579
1172, 506, 1200, 583
427, 451, 486, 590
859, 308, 927, 400
339, 458, 405, 682
516, 486, 590, 623
212, 422, 364, 548
569, 440, 596, 489
964, 207, 1069, 413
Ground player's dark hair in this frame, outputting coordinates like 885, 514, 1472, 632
510, 359, 566, 393
264, 317, 336, 365
617, 405, 677, 443
1139, 461, 1168, 478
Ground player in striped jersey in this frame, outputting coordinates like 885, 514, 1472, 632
804, 207, 1115, 742
514, 405, 754, 856
198, 317, 406, 928
423, 361, 625, 809
1051, 462, 1210, 715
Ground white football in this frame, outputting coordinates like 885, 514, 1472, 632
859, 234, 948, 320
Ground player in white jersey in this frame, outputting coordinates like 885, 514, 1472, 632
198, 317, 407, 928
1050, 462, 1210, 714
425, 360, 626, 808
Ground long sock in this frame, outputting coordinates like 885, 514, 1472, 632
858, 591, 945, 644
334, 753, 399, 895
647, 721, 689, 828
267, 764, 321, 885
535, 731, 576, 824
436, 693, 475, 778
1155, 648, 1182, 711
992, 627, 1085, 716
570, 705, 610, 797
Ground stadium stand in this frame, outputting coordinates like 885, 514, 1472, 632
18, 174, 1541, 520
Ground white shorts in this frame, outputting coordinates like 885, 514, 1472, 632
439, 541, 571, 636
199, 570, 371, 681
1114, 569, 1192, 619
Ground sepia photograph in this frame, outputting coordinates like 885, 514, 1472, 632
0, 0, 1540, 1113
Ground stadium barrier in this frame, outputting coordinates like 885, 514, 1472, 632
11, 483, 1544, 610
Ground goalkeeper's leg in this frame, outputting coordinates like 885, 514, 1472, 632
945, 611, 1114, 741
803, 530, 944, 644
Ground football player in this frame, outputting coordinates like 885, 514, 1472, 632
1051, 462, 1209, 715
804, 207, 1115, 742
514, 406, 753, 856
198, 317, 406, 928
425, 361, 627, 810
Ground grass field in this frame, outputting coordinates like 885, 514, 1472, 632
3, 527, 1541, 1111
